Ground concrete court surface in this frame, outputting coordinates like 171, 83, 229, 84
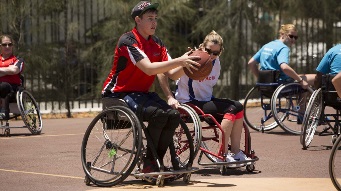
0, 117, 338, 191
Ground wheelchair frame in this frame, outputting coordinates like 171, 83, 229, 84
0, 83, 42, 136
81, 98, 197, 187
182, 103, 259, 175
301, 74, 341, 149
244, 70, 312, 135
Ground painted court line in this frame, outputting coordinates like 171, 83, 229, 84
0, 168, 83, 179
0, 133, 84, 140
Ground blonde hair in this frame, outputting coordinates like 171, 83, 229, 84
200, 30, 224, 52
0, 34, 14, 44
278, 24, 297, 37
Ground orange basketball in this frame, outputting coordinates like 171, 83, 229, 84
184, 50, 213, 80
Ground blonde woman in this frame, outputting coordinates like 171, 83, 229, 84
159, 30, 251, 164
248, 24, 315, 88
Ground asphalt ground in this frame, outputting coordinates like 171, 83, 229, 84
0, 117, 337, 191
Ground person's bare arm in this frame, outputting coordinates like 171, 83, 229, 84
157, 73, 179, 109
0, 65, 20, 77
247, 58, 259, 78
332, 72, 341, 98
280, 64, 309, 89
136, 51, 200, 76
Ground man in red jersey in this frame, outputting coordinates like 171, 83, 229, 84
101, 1, 199, 173
0, 34, 24, 113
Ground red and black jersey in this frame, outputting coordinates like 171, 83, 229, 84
0, 54, 24, 85
102, 28, 170, 96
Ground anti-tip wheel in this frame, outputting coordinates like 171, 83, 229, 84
84, 175, 91, 186
220, 165, 228, 175
246, 164, 255, 172
156, 175, 164, 187
183, 173, 191, 183
4, 128, 10, 137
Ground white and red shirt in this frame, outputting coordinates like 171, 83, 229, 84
175, 58, 221, 103
0, 54, 24, 85
102, 28, 170, 95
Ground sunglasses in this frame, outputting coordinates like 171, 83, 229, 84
288, 35, 298, 40
1, 43, 13, 47
205, 48, 221, 56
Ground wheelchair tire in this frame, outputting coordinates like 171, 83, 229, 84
301, 88, 322, 149
17, 90, 43, 135
329, 135, 341, 191
177, 104, 202, 158
164, 120, 195, 174
81, 106, 142, 187
244, 86, 278, 132
271, 83, 310, 135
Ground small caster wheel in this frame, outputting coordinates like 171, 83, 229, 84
4, 128, 10, 137
246, 164, 255, 172
84, 175, 91, 186
183, 173, 191, 183
220, 165, 228, 175
156, 175, 164, 187
332, 135, 338, 144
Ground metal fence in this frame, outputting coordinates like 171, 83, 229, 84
1, 0, 340, 114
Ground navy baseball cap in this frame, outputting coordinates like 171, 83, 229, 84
131, 1, 159, 19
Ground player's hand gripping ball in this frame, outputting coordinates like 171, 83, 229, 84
184, 50, 213, 80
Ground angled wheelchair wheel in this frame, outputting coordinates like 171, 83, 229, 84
164, 119, 195, 170
301, 88, 322, 149
329, 135, 341, 191
271, 83, 311, 134
244, 86, 278, 132
177, 104, 202, 157
200, 121, 221, 162
81, 106, 142, 187
17, 90, 43, 135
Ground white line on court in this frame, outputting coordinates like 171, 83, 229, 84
0, 168, 83, 179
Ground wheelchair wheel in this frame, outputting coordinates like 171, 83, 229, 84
177, 104, 202, 157
200, 121, 220, 162
301, 89, 322, 149
149, 119, 195, 183
329, 135, 341, 191
244, 86, 278, 132
271, 83, 310, 134
81, 106, 142, 187
17, 90, 43, 135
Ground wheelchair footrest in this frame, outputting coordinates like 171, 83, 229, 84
198, 156, 259, 166
133, 167, 199, 177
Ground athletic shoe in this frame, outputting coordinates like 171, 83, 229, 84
233, 151, 252, 162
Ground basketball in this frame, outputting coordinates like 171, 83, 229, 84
184, 50, 213, 80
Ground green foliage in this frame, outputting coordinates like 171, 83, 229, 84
1, 0, 341, 109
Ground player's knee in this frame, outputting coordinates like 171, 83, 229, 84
165, 109, 180, 130
234, 101, 244, 113
150, 109, 168, 124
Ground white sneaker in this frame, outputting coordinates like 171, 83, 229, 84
233, 151, 252, 162
215, 153, 236, 163
225, 153, 236, 163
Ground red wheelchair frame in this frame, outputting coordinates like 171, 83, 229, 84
180, 103, 259, 175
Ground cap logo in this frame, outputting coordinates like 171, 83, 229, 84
137, 2, 151, 10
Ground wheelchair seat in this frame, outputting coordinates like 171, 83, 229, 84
256, 70, 280, 98
322, 74, 341, 110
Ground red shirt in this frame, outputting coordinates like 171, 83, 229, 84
0, 54, 24, 85
102, 28, 169, 95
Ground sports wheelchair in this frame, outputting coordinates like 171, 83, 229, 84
0, 75, 42, 136
244, 70, 312, 135
179, 103, 259, 175
301, 74, 341, 149
81, 98, 197, 187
